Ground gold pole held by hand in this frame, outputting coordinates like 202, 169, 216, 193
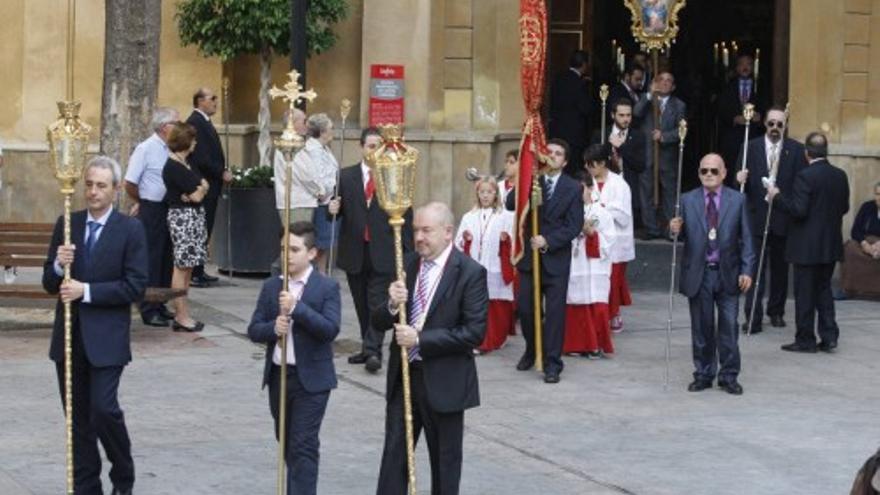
327, 98, 352, 273
599, 84, 609, 145
269, 69, 316, 495
366, 124, 420, 495
738, 103, 755, 193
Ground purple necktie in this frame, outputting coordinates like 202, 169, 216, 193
706, 192, 719, 257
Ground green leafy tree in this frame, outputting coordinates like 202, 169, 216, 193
177, 0, 348, 166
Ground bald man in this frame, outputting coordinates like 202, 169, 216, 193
372, 202, 488, 495
670, 154, 754, 395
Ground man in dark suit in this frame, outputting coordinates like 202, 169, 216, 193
768, 132, 850, 353
593, 97, 647, 221
548, 50, 593, 176
247, 221, 341, 495
505, 139, 585, 383
735, 106, 807, 332
607, 64, 645, 124
371, 202, 487, 495
328, 127, 414, 374
187, 87, 232, 286
718, 54, 766, 188
42, 157, 148, 495
634, 71, 687, 238
670, 153, 755, 395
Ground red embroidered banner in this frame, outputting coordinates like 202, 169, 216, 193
513, 0, 549, 264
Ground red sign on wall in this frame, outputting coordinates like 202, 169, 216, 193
368, 64, 405, 126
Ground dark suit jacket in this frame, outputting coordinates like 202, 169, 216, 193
42, 210, 148, 367
371, 248, 487, 414
186, 111, 226, 199
505, 173, 584, 276
737, 137, 807, 236
548, 69, 592, 149
248, 271, 341, 393
678, 187, 755, 298
718, 78, 766, 171
591, 127, 647, 174
331, 163, 413, 275
773, 159, 850, 265
633, 93, 686, 171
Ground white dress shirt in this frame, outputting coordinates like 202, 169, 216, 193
411, 243, 454, 329
764, 136, 781, 178
273, 265, 313, 366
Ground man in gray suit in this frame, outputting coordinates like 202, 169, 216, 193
670, 154, 755, 395
634, 70, 687, 238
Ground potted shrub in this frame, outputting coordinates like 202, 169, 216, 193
212, 165, 281, 273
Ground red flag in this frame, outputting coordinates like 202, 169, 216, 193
513, 0, 549, 265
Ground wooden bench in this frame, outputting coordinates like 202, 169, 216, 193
0, 222, 185, 302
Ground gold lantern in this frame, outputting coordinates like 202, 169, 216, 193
365, 123, 419, 495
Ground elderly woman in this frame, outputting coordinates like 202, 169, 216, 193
841, 181, 880, 299
162, 122, 209, 332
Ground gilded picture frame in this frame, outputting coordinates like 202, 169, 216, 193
622, 0, 687, 51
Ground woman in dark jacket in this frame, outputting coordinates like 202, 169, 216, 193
841, 181, 880, 298
162, 122, 209, 331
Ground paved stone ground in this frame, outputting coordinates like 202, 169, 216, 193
1, 266, 879, 494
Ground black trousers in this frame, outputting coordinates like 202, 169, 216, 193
345, 242, 391, 358
792, 263, 839, 347
743, 232, 789, 325
55, 325, 133, 495
376, 365, 464, 495
516, 267, 569, 374
688, 267, 741, 383
193, 193, 219, 277
268, 365, 330, 495
136, 200, 172, 319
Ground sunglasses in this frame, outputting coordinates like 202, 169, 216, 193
699, 168, 720, 176
766, 120, 785, 129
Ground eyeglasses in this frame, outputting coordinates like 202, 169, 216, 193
699, 168, 720, 176
766, 120, 785, 129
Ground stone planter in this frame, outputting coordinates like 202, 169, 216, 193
212, 187, 280, 273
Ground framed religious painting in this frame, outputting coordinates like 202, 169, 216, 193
622, 0, 687, 50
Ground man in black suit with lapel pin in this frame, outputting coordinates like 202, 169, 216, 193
767, 132, 850, 353
670, 153, 755, 395
248, 221, 341, 495
735, 106, 807, 332
718, 54, 766, 188
328, 127, 414, 374
187, 87, 232, 287
505, 139, 585, 384
43, 156, 149, 495
372, 202, 487, 495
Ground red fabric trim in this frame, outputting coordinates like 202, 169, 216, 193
608, 262, 632, 318
586, 233, 600, 258
499, 234, 515, 284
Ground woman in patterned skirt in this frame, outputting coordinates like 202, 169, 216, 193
162, 122, 209, 332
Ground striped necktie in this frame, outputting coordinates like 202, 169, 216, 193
407, 259, 435, 361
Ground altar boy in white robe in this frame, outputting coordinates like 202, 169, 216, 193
563, 172, 617, 357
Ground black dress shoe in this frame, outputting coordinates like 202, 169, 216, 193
201, 273, 220, 283
111, 487, 132, 495
741, 323, 763, 334
142, 314, 170, 327
543, 371, 560, 384
365, 355, 382, 373
348, 352, 368, 364
172, 320, 204, 332
159, 305, 175, 320
515, 354, 535, 371
769, 315, 786, 327
818, 341, 838, 353
718, 380, 744, 395
781, 342, 817, 353
190, 275, 209, 288
687, 380, 712, 392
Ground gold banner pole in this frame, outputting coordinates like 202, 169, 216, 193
651, 49, 661, 210
269, 70, 316, 495
367, 124, 419, 495
599, 84, 609, 145
530, 170, 544, 373
664, 118, 687, 388
222, 77, 233, 278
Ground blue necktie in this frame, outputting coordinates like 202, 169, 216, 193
407, 260, 435, 362
84, 221, 101, 265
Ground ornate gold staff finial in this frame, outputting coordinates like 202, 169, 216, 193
678, 117, 688, 142
270, 70, 317, 163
